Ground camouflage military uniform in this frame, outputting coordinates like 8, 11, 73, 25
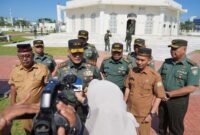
83, 43, 99, 65
125, 32, 132, 52
34, 53, 56, 73
104, 30, 112, 51
57, 60, 101, 122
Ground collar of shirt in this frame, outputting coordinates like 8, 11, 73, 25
68, 60, 86, 70
171, 56, 187, 66
110, 57, 123, 64
19, 62, 38, 71
133, 66, 150, 74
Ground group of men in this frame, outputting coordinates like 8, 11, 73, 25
8, 29, 199, 135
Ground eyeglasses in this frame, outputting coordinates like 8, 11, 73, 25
18, 54, 32, 59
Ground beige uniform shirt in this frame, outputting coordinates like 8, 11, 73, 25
125, 66, 165, 117
9, 63, 48, 131
9, 63, 48, 103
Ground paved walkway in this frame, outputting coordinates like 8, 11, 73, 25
0, 52, 199, 135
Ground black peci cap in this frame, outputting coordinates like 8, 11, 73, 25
17, 44, 32, 52
137, 48, 152, 57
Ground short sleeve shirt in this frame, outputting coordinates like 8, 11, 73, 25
100, 57, 129, 91
159, 57, 199, 90
8, 63, 48, 103
125, 66, 165, 117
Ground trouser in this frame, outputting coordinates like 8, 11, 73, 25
126, 40, 132, 52
158, 100, 188, 135
135, 116, 151, 135
105, 41, 110, 51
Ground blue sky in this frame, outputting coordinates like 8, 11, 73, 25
0, 0, 199, 22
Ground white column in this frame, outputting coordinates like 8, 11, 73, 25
99, 6, 105, 35
159, 7, 165, 36
176, 10, 180, 35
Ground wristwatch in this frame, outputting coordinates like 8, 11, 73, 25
149, 112, 157, 118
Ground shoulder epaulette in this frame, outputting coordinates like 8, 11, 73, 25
58, 61, 68, 69
122, 57, 129, 63
88, 43, 95, 48
45, 53, 53, 58
187, 58, 197, 66
103, 56, 111, 61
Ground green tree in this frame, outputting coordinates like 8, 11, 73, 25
38, 18, 54, 23
180, 20, 195, 32
14, 20, 30, 27
0, 17, 5, 26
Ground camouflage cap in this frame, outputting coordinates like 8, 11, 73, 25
137, 48, 152, 57
112, 43, 123, 52
33, 40, 44, 47
78, 30, 88, 39
17, 44, 32, 52
68, 39, 84, 53
134, 38, 145, 47
168, 39, 187, 48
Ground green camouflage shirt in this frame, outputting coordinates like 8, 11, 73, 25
34, 53, 56, 73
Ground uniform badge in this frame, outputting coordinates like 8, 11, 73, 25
191, 66, 198, 76
157, 81, 163, 87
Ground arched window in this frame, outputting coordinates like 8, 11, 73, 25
91, 13, 96, 33
72, 15, 76, 32
109, 13, 117, 33
145, 14, 154, 34
80, 14, 85, 30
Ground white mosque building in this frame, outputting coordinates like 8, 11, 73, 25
56, 0, 187, 36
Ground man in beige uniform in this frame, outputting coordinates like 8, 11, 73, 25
124, 48, 166, 135
9, 44, 48, 134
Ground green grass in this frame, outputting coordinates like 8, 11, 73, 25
0, 46, 68, 56
0, 36, 31, 46
0, 97, 25, 135
2, 31, 33, 36
195, 50, 200, 53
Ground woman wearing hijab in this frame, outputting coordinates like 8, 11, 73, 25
76, 79, 138, 135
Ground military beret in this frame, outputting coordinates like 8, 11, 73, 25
112, 43, 123, 52
17, 44, 32, 52
168, 39, 187, 48
134, 38, 145, 47
138, 48, 152, 57
68, 39, 84, 53
78, 30, 88, 39
33, 40, 44, 47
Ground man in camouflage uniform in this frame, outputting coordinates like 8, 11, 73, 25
125, 30, 132, 52
104, 30, 112, 51
158, 39, 200, 135
100, 43, 129, 93
54, 39, 101, 122
127, 38, 155, 69
33, 40, 56, 75
124, 48, 166, 135
9, 44, 48, 134
78, 30, 99, 66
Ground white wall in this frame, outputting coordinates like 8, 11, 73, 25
65, 4, 179, 36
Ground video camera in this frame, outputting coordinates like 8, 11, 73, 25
31, 72, 82, 135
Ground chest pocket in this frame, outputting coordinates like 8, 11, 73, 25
142, 82, 153, 95
32, 71, 44, 87
174, 70, 187, 86
118, 68, 127, 76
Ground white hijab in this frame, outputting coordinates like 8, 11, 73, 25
84, 79, 138, 135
